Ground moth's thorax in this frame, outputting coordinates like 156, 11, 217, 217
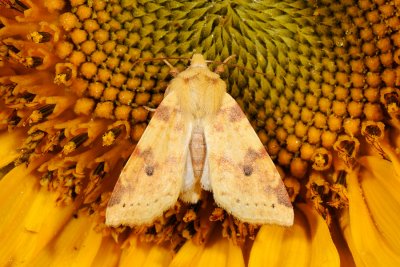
189, 122, 206, 180
170, 63, 227, 119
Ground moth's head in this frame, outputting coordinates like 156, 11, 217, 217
190, 54, 207, 68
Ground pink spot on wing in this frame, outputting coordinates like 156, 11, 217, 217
229, 104, 245, 122
214, 123, 224, 132
264, 179, 292, 208
108, 180, 133, 206
174, 121, 184, 132
153, 105, 171, 121
258, 147, 268, 157
132, 147, 141, 156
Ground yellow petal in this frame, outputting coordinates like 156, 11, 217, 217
170, 230, 244, 267
31, 215, 103, 266
225, 239, 245, 267
249, 209, 310, 267
297, 203, 340, 267
359, 156, 400, 252
329, 220, 356, 267
119, 237, 173, 267
196, 233, 245, 267
0, 129, 24, 169
0, 162, 39, 229
142, 243, 174, 267
340, 168, 400, 266
169, 240, 204, 267
92, 237, 121, 267
380, 141, 400, 177
0, 162, 77, 265
339, 210, 366, 267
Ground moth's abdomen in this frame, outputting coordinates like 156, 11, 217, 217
189, 124, 206, 179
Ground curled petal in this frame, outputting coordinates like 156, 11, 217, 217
358, 157, 400, 252
339, 165, 400, 266
297, 203, 340, 267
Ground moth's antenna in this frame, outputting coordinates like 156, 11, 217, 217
163, 59, 180, 77
208, 55, 267, 76
131, 56, 191, 67
132, 56, 191, 77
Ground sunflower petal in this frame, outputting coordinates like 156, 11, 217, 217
119, 237, 173, 267
143, 243, 174, 267
297, 203, 340, 267
92, 237, 121, 267
169, 240, 204, 267
329, 219, 356, 267
0, 162, 77, 264
358, 157, 400, 253
249, 209, 310, 267
339, 210, 365, 267
196, 232, 245, 267
30, 215, 103, 266
340, 168, 400, 266
0, 129, 24, 170
226, 240, 246, 267
171, 229, 244, 267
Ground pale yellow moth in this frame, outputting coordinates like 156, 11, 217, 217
106, 54, 294, 227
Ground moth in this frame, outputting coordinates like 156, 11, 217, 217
106, 54, 294, 227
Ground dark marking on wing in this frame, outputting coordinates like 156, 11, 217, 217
228, 104, 245, 122
108, 181, 132, 206
145, 165, 154, 176
245, 148, 262, 162
135, 148, 151, 157
138, 149, 154, 163
153, 105, 171, 121
243, 165, 253, 176
120, 148, 155, 177
265, 182, 292, 208
241, 148, 263, 176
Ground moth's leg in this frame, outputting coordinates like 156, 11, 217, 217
215, 55, 236, 74
143, 106, 157, 112
162, 59, 180, 96
132, 103, 156, 112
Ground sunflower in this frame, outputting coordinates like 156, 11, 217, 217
1, 0, 399, 266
